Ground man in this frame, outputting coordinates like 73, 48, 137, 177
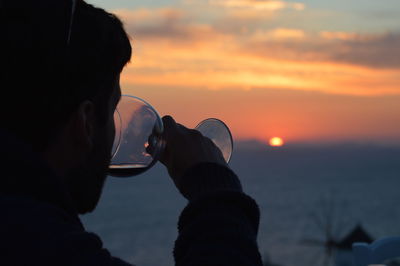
0, 0, 262, 265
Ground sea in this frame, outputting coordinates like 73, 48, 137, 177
81, 141, 400, 266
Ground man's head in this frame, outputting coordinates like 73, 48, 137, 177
1, 0, 132, 213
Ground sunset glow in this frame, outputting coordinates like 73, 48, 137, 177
90, 0, 400, 145
269, 137, 284, 147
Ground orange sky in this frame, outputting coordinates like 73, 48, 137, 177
90, 1, 400, 144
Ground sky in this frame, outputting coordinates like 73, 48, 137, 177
89, 0, 400, 145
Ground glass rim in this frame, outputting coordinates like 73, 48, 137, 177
111, 109, 122, 160
120, 94, 164, 134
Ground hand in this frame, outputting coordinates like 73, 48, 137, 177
159, 115, 228, 190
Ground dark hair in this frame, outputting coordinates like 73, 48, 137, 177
0, 0, 132, 151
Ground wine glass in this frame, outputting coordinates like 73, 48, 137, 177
108, 95, 233, 177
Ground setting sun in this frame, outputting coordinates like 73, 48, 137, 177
269, 137, 284, 147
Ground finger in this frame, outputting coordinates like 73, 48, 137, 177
162, 116, 178, 139
177, 123, 192, 135
189, 128, 203, 137
151, 122, 163, 137
146, 134, 156, 156
162, 115, 177, 131
160, 116, 177, 163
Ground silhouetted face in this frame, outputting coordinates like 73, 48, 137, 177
66, 76, 121, 214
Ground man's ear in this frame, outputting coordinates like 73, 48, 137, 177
72, 100, 96, 152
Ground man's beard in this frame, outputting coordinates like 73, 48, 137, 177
65, 141, 111, 214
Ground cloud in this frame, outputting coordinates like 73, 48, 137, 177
115, 8, 188, 40
115, 8, 186, 26
116, 7, 400, 70
115, 8, 230, 45
208, 0, 305, 11
114, 7, 400, 96
244, 30, 400, 69
252, 28, 305, 41
330, 32, 400, 69
319, 31, 360, 41
121, 35, 400, 96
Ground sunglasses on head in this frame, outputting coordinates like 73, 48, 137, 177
67, 0, 77, 45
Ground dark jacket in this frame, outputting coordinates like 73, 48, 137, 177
0, 129, 262, 266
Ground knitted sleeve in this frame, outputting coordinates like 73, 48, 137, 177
173, 163, 263, 266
